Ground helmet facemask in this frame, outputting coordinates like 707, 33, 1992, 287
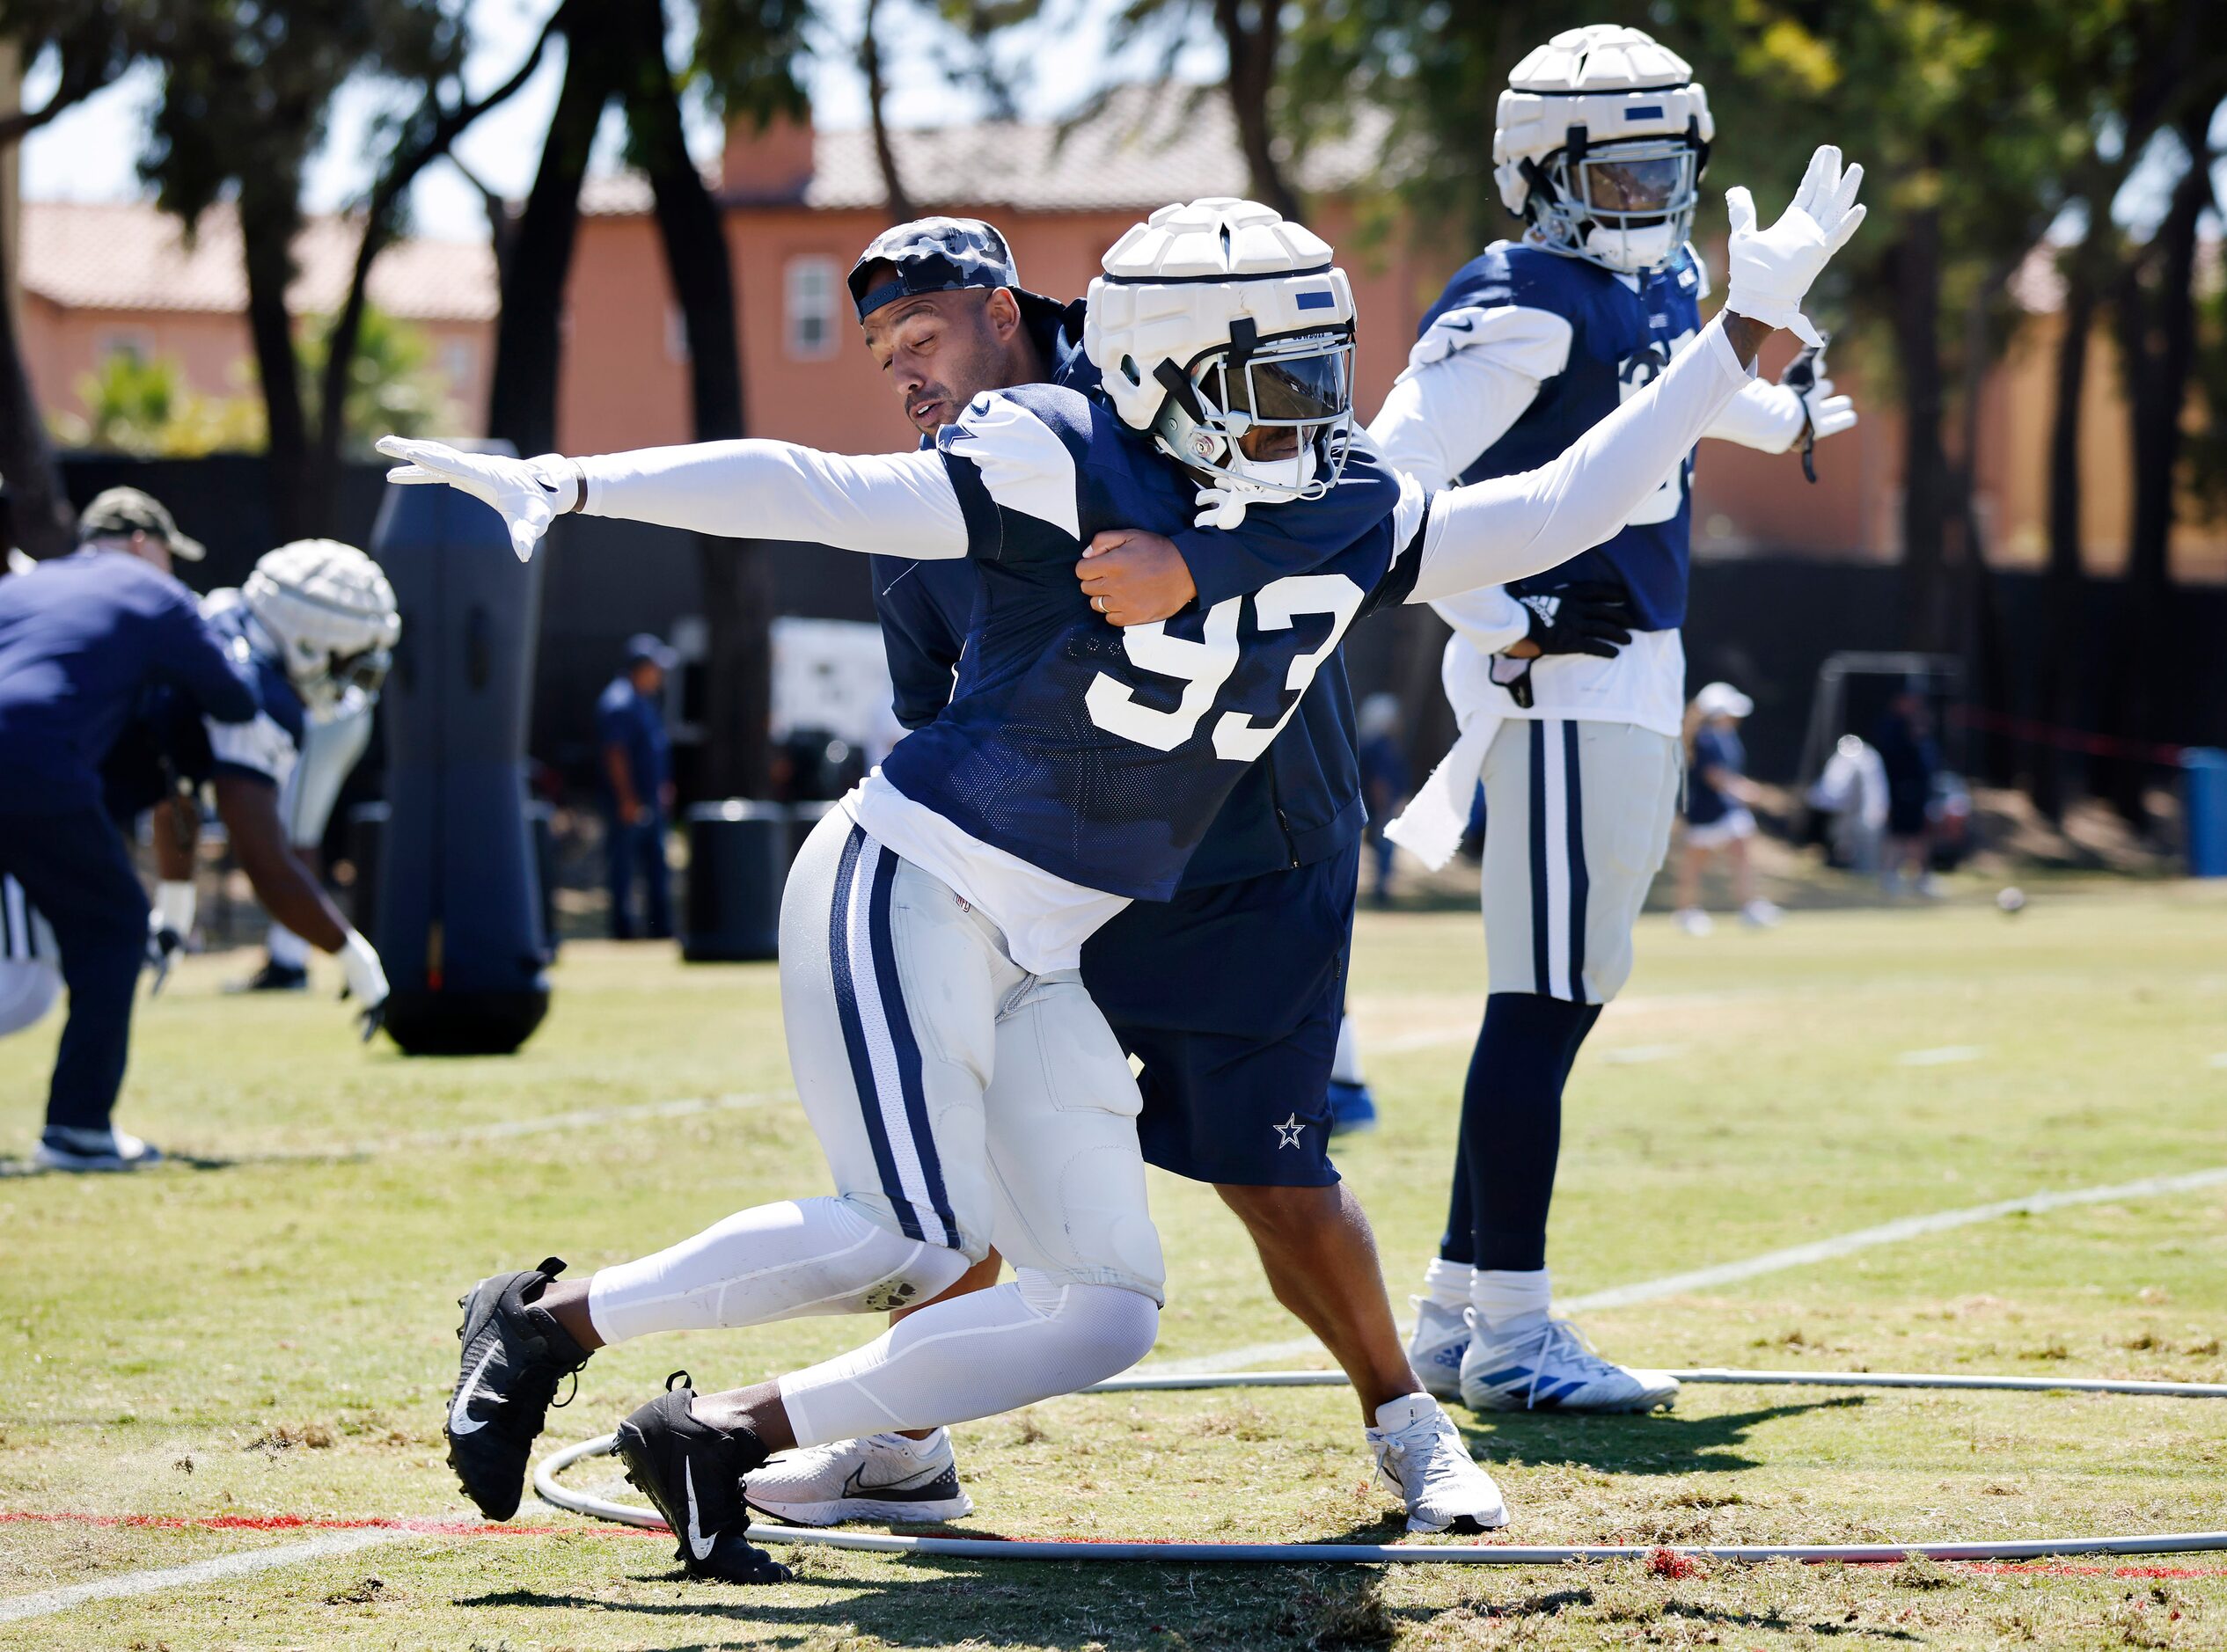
1531, 133, 1701, 274
1147, 318, 1355, 503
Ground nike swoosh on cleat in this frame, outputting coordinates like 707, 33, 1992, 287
448, 1345, 499, 1436
840, 1464, 950, 1500
683, 1461, 716, 1560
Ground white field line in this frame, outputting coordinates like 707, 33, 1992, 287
1151, 1166, 2227, 1376
1897, 1045, 1987, 1066
0, 1528, 410, 1626
0, 1091, 798, 1177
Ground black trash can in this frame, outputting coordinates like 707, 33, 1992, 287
527, 800, 559, 958
684, 801, 788, 962
346, 801, 390, 941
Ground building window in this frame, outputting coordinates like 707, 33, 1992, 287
438, 339, 476, 391
96, 329, 152, 365
785, 257, 839, 360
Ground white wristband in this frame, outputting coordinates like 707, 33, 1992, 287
157, 880, 196, 937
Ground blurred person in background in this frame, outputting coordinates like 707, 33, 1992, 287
1357, 693, 1410, 907
1873, 685, 1939, 897
0, 497, 256, 1169
1674, 680, 1779, 933
598, 634, 676, 940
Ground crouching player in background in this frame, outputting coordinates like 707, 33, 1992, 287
1375, 28, 1859, 1414
123, 540, 399, 1039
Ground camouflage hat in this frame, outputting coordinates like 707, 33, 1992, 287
77, 486, 205, 560
848, 216, 1021, 321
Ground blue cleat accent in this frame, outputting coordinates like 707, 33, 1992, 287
1326, 1079, 1378, 1137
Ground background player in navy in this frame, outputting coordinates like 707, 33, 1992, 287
738, 216, 1502, 1536
122, 541, 399, 1043
597, 633, 678, 940
1674, 679, 1774, 932
0, 517, 255, 1170
385, 168, 1860, 1579
1372, 28, 1863, 1414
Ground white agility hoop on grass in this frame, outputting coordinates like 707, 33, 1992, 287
534, 1366, 2227, 1565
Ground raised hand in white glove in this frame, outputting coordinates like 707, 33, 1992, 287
1795, 374, 1858, 442
336, 927, 390, 1043
375, 435, 582, 563
1723, 145, 1866, 348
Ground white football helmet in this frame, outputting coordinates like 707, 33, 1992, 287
243, 538, 401, 714
1493, 25, 1715, 274
1084, 197, 1356, 503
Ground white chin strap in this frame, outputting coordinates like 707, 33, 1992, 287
1582, 221, 1680, 274
1227, 443, 1319, 497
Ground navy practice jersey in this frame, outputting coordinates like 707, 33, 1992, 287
0, 549, 258, 815
1417, 240, 1705, 630
875, 383, 1421, 902
120, 597, 306, 807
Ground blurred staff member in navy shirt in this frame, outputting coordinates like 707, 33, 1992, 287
0, 494, 256, 1171
1673, 680, 1779, 934
597, 634, 676, 940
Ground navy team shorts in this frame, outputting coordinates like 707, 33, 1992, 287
1081, 839, 1359, 1189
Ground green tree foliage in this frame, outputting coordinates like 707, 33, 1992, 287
50, 350, 265, 456
295, 304, 455, 455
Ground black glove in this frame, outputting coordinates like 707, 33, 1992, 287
1514, 581, 1636, 659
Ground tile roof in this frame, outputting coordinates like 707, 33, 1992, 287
583, 85, 1390, 217
19, 200, 496, 322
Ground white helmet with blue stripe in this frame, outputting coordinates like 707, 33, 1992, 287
1493, 25, 1714, 274
244, 538, 402, 714
1085, 197, 1356, 503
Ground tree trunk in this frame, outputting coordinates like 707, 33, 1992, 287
2102, 116, 2213, 822
486, 6, 624, 457
624, 0, 771, 800
0, 200, 72, 556
238, 172, 311, 544
2034, 259, 2096, 822
1887, 175, 1952, 654
1213, 0, 1297, 220
861, 0, 915, 223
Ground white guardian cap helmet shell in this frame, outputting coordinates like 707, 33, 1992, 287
1084, 197, 1357, 503
1493, 25, 1714, 274
243, 538, 402, 714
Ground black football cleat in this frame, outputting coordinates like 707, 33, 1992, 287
614, 1372, 790, 1584
444, 1256, 592, 1519
225, 958, 311, 993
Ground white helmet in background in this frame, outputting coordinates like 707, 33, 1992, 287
244, 538, 401, 714
1493, 25, 1714, 274
1084, 197, 1357, 503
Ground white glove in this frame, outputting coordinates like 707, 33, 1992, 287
1723, 145, 1867, 348
336, 927, 390, 1043
1797, 374, 1858, 442
145, 880, 196, 994
376, 435, 581, 563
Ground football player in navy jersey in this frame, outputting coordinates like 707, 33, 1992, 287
385, 163, 1862, 1580
743, 216, 1522, 1536
1370, 27, 1861, 1416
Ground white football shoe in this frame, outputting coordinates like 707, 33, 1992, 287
1674, 907, 1713, 936
1406, 1297, 1471, 1402
33, 1127, 164, 1173
1366, 1393, 1507, 1534
744, 1427, 974, 1526
1458, 1314, 1680, 1414
1740, 899, 1784, 928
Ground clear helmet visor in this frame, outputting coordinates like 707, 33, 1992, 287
1536, 136, 1702, 274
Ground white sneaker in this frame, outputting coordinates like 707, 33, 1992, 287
1366, 1393, 1507, 1534
743, 1428, 973, 1526
1405, 1297, 1470, 1401
1458, 1314, 1680, 1414
1740, 899, 1783, 928
1674, 907, 1713, 936
33, 1128, 164, 1173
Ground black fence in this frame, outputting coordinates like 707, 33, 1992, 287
58, 455, 2227, 800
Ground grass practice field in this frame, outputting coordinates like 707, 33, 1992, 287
2, 880, 2223, 1648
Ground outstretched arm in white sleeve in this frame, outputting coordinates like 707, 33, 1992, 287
1407, 145, 1865, 604
375, 436, 968, 563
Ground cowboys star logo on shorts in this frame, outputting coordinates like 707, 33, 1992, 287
1273, 1113, 1305, 1149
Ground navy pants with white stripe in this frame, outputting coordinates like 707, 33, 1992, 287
1446, 719, 1678, 1269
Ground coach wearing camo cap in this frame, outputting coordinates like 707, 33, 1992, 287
77, 487, 206, 578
